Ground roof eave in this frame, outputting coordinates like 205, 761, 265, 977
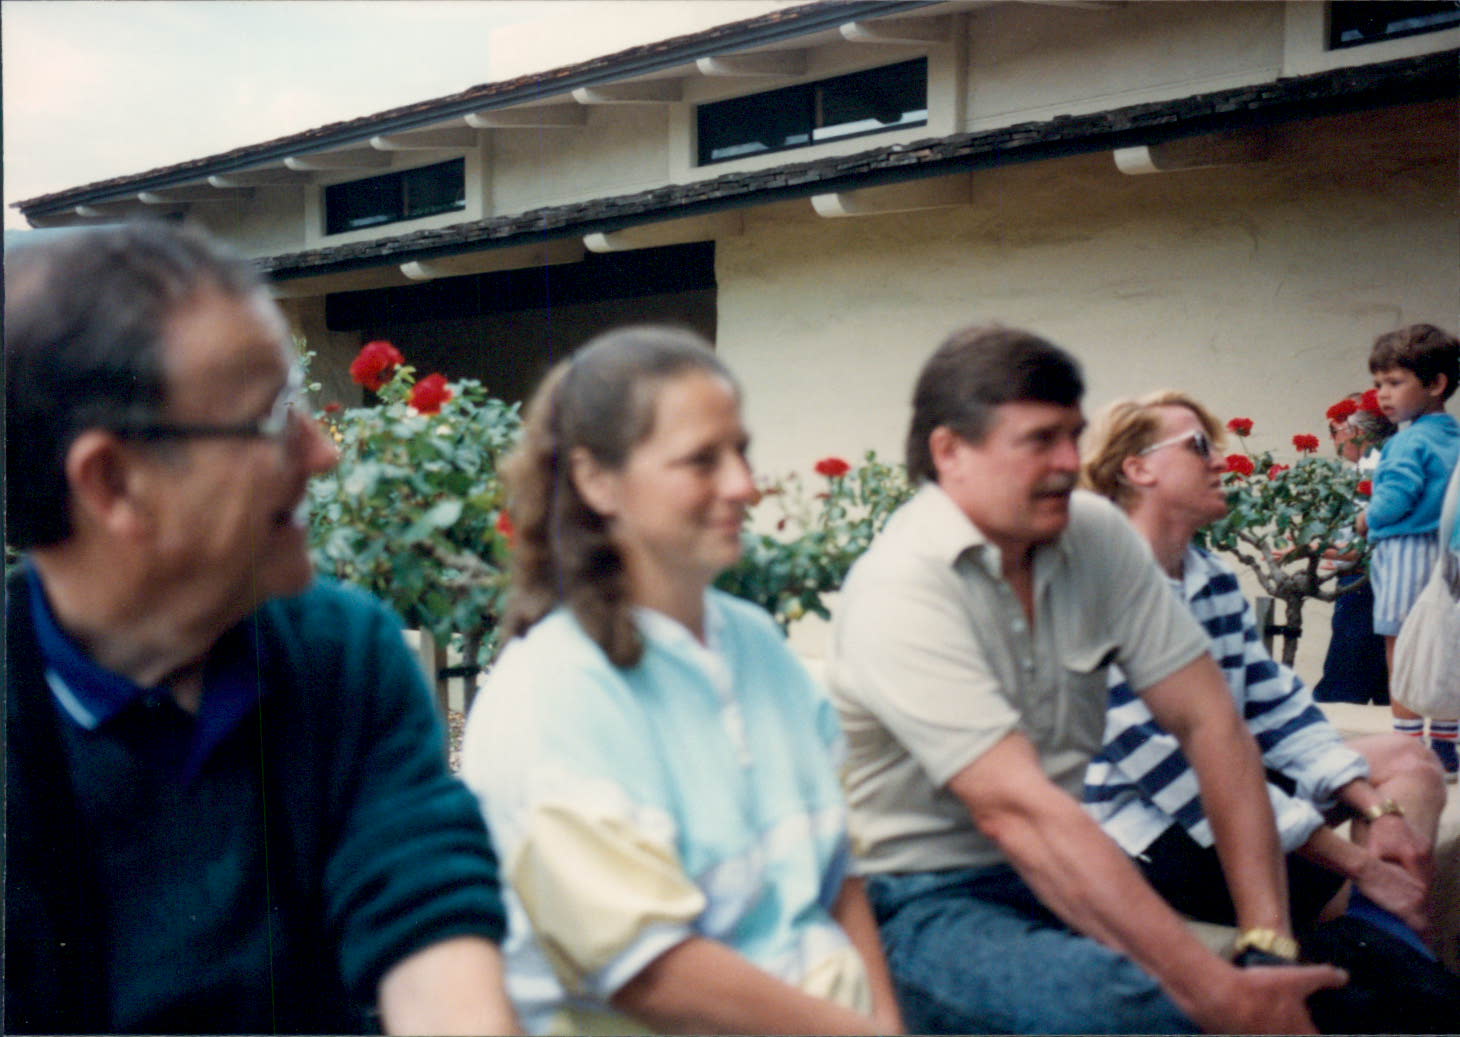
258, 49, 1458, 283
15, 0, 939, 217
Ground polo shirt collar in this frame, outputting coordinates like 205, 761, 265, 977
26, 563, 267, 780
909, 481, 1074, 577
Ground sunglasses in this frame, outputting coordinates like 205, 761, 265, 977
1138, 427, 1213, 462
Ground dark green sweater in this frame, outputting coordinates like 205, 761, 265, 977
4, 572, 506, 1034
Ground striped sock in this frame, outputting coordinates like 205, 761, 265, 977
1430, 720, 1458, 743
1394, 717, 1425, 738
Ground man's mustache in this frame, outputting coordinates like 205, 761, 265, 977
1034, 474, 1078, 497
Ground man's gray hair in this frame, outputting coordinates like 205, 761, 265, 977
5, 221, 265, 547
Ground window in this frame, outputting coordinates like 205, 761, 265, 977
1329, 1, 1460, 49
325, 159, 466, 235
697, 59, 927, 165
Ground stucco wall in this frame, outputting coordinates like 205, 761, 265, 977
491, 105, 670, 213
715, 101, 1458, 674
192, 184, 308, 257
964, 1, 1284, 130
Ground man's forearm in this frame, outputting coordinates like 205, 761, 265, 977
950, 746, 1240, 1024
950, 732, 1341, 1033
1179, 705, 1291, 935
378, 935, 520, 1035
1142, 655, 1291, 936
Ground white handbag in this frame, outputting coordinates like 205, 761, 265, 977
1391, 459, 1460, 717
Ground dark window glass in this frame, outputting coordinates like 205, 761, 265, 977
698, 86, 813, 163
1329, 1, 1460, 48
815, 60, 928, 143
403, 162, 467, 219
325, 159, 465, 235
697, 59, 926, 165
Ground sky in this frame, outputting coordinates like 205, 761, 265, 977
0, 1, 636, 230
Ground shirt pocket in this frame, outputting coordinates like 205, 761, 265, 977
1057, 640, 1119, 760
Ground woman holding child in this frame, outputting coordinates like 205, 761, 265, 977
461, 326, 902, 1035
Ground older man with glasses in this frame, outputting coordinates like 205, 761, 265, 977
1081, 389, 1454, 1031
4, 223, 519, 1035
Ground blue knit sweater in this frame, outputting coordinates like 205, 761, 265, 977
1367, 411, 1460, 539
4, 573, 506, 1034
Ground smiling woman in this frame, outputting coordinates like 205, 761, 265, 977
460, 326, 902, 1036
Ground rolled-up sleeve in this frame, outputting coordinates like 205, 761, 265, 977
511, 796, 705, 997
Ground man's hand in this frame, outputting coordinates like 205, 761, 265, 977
1352, 850, 1430, 933
1364, 813, 1434, 887
1194, 962, 1347, 1035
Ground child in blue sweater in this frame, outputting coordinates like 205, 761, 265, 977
1356, 323, 1460, 778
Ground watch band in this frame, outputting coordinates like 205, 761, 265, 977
1361, 798, 1405, 822
1232, 928, 1299, 962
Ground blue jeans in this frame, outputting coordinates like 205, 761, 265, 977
867, 865, 1197, 1034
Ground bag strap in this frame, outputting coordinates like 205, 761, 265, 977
1439, 458, 1460, 592
1440, 457, 1460, 547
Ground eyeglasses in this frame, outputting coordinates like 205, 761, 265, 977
1138, 427, 1213, 462
115, 365, 307, 443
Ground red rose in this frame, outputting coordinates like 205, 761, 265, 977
322, 402, 342, 414
409, 373, 453, 415
1357, 479, 1373, 496
814, 456, 851, 478
349, 340, 405, 392
1325, 398, 1358, 423
1267, 463, 1289, 480
1225, 454, 1255, 476
1292, 433, 1320, 454
1360, 389, 1383, 415
1226, 417, 1254, 437
495, 510, 515, 543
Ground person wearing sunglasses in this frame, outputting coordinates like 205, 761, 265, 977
1081, 390, 1453, 1033
4, 223, 519, 1035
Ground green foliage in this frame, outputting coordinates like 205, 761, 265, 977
716, 451, 913, 627
306, 355, 520, 664
308, 341, 906, 654
1199, 431, 1368, 665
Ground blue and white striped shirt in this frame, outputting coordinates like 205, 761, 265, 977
1084, 546, 1368, 855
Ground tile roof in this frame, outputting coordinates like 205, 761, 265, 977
14, 0, 930, 215
259, 49, 1457, 280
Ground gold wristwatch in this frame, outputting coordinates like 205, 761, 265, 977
1232, 928, 1299, 962
1361, 798, 1405, 822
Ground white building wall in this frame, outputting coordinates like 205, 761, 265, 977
491, 105, 670, 212
192, 185, 308, 256
964, 1, 1285, 131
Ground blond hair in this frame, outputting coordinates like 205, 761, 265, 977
1081, 390, 1225, 511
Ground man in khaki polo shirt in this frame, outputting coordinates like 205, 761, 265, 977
830, 325, 1345, 1034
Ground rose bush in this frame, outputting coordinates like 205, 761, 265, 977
310, 343, 909, 668
1201, 412, 1368, 665
716, 452, 913, 627
308, 343, 520, 668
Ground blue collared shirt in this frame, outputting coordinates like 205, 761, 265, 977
27, 564, 266, 781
